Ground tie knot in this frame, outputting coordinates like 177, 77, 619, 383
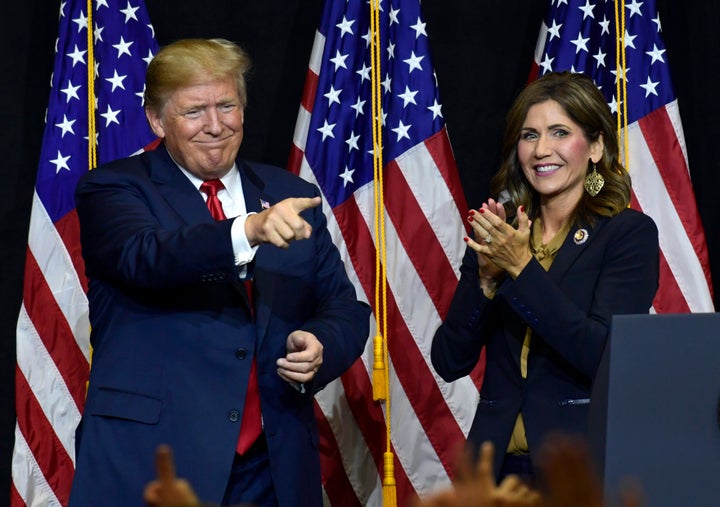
200, 179, 225, 197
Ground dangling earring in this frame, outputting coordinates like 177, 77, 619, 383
584, 162, 605, 197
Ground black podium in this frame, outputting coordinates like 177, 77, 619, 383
589, 313, 720, 506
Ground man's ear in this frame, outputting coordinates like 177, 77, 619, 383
145, 108, 165, 138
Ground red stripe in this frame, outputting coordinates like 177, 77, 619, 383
425, 129, 469, 229
55, 209, 88, 293
15, 367, 74, 506
22, 249, 89, 410
10, 482, 27, 507
301, 67, 319, 117
334, 196, 466, 482
630, 193, 690, 313
384, 159, 459, 319
637, 108, 713, 295
314, 402, 362, 506
288, 140, 304, 176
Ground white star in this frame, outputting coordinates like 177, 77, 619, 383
60, 80, 81, 102
556, 0, 568, 5
623, 30, 637, 49
100, 104, 121, 126
410, 17, 427, 38
599, 16, 611, 35
382, 74, 392, 93
54, 114, 76, 137
66, 44, 87, 67
60, 0, 67, 17
356, 63, 371, 83
608, 95, 619, 114
539, 54, 554, 73
94, 24, 105, 43
391, 120, 411, 141
316, 120, 336, 141
571, 32, 590, 53
387, 41, 395, 59
339, 166, 355, 187
330, 50, 349, 71
143, 49, 155, 66
639, 76, 659, 97
389, 7, 400, 25
96, 0, 109, 7
148, 23, 155, 39
652, 14, 662, 31
50, 150, 71, 173
324, 85, 341, 106
626, 0, 643, 18
427, 99, 443, 119
351, 97, 365, 117
113, 36, 134, 58
578, 0, 595, 20
362, 29, 372, 48
611, 67, 631, 83
403, 51, 424, 73
593, 48, 607, 68
646, 43, 666, 64
547, 19, 562, 41
136, 84, 146, 105
105, 70, 128, 92
120, 1, 140, 22
345, 132, 360, 152
336, 16, 354, 37
397, 86, 418, 107
72, 10, 88, 33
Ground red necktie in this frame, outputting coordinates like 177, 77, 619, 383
200, 179, 262, 454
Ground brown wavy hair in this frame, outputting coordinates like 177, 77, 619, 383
490, 71, 631, 226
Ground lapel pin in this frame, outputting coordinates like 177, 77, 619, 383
260, 198, 270, 209
573, 228, 589, 245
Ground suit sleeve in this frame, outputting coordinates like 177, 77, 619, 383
76, 164, 239, 290
296, 188, 371, 389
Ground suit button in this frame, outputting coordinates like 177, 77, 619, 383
228, 409, 240, 422
235, 348, 247, 360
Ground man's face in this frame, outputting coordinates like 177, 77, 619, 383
146, 76, 244, 180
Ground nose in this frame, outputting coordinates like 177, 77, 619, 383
533, 134, 552, 158
203, 108, 223, 135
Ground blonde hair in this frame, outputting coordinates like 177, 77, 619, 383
144, 38, 252, 113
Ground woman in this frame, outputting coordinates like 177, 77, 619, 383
431, 71, 659, 482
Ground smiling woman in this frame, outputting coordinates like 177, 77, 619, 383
431, 71, 660, 484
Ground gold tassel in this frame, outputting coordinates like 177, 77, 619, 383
372, 334, 387, 401
382, 451, 397, 507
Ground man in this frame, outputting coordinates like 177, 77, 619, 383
69, 38, 370, 507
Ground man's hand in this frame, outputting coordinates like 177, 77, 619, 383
143, 445, 199, 507
276, 330, 323, 386
244, 196, 321, 248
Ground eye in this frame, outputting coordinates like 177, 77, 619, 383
553, 128, 569, 138
218, 103, 237, 113
520, 131, 538, 141
183, 109, 202, 119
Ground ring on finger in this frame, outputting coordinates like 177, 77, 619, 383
484, 235, 492, 244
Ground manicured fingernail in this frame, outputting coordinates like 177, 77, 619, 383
519, 205, 525, 213
463, 236, 469, 242
469, 209, 475, 216
478, 208, 485, 213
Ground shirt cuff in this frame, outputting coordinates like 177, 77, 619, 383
230, 213, 259, 268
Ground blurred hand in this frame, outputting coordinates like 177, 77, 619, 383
276, 330, 323, 386
144, 445, 199, 507
415, 441, 542, 507
245, 196, 321, 248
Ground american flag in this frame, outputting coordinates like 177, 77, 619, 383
533, 0, 714, 312
11, 1, 157, 505
289, 0, 481, 504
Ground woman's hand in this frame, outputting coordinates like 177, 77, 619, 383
466, 199, 533, 280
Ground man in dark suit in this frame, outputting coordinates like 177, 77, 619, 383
69, 38, 370, 507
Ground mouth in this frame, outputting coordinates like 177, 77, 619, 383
534, 164, 561, 175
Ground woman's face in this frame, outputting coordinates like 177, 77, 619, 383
517, 99, 603, 207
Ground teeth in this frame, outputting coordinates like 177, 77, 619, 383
536, 165, 560, 173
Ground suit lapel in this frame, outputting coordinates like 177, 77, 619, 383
548, 216, 610, 281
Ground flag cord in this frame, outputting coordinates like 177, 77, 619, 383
86, 0, 97, 170
614, 0, 629, 171
369, 0, 396, 505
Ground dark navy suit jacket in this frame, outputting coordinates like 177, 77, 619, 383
432, 209, 659, 474
69, 145, 370, 506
